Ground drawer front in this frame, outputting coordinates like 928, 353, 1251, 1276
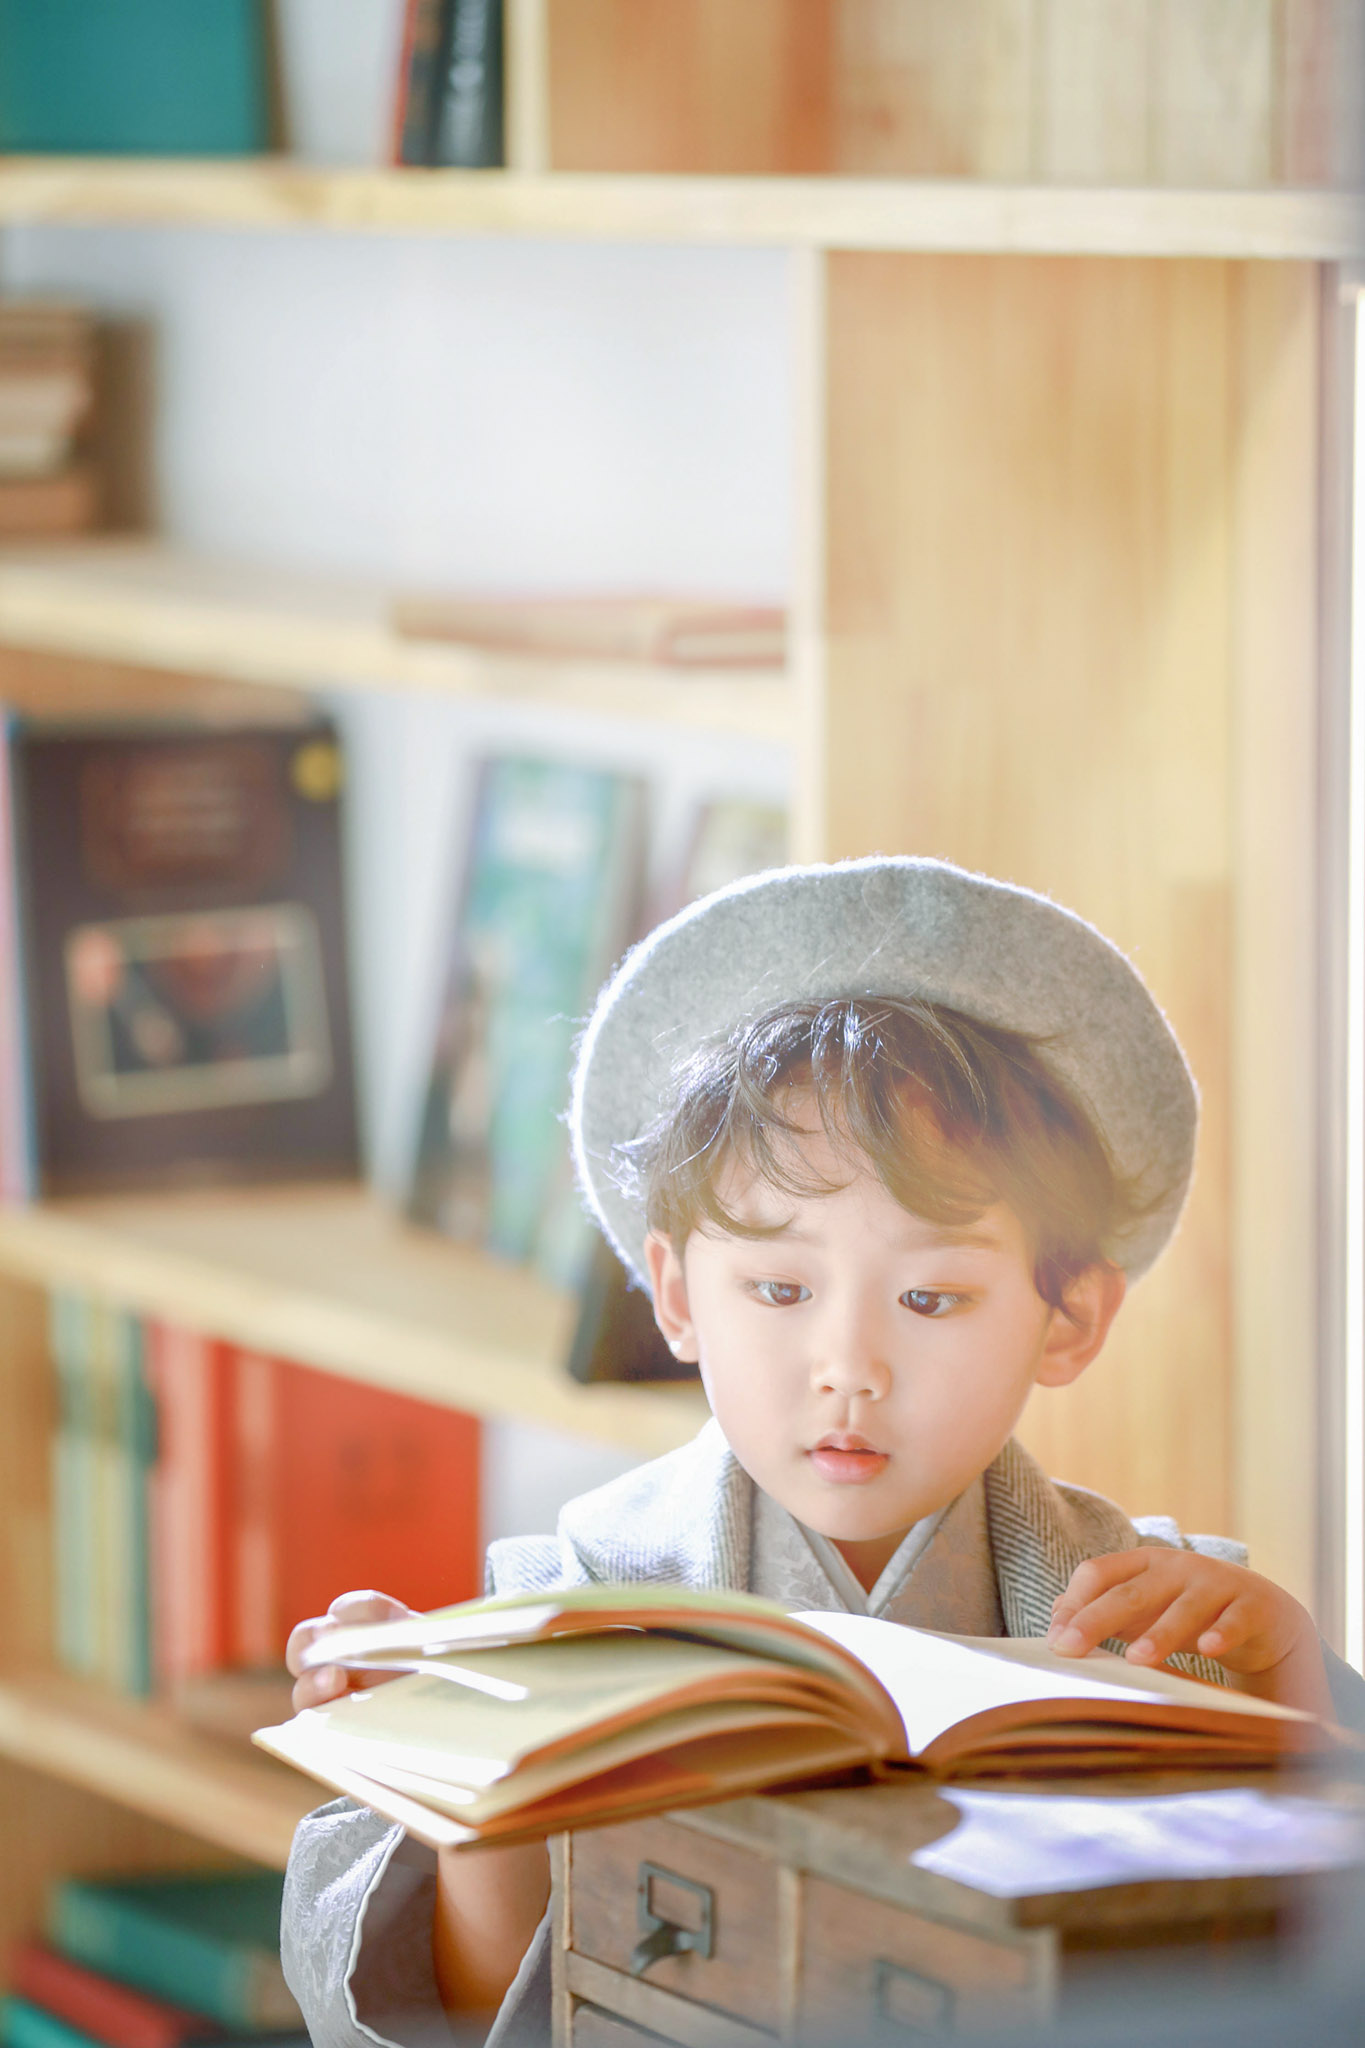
797, 1877, 1045, 2040
570, 2004, 681, 2048
568, 1818, 780, 2027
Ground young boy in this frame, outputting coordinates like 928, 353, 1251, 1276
281, 858, 1365, 2048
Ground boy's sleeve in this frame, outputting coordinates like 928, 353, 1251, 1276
282, 1796, 554, 2048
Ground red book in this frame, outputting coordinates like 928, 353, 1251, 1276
145, 1323, 235, 1682
229, 1352, 481, 1658
8, 1941, 220, 2048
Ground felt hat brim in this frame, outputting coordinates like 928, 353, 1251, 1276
570, 856, 1196, 1290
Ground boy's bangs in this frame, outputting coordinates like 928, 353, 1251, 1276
621, 996, 1153, 1310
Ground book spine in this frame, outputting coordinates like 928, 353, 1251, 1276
50, 1894, 286, 2034
115, 1312, 157, 1695
0, 708, 35, 1199
230, 1347, 278, 1667
394, 0, 452, 165
87, 1300, 125, 1689
0, 1997, 106, 2048
430, 0, 504, 167
49, 1291, 96, 1677
8, 1942, 213, 2048
146, 1324, 233, 1684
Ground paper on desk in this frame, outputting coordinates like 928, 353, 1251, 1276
909, 1788, 1365, 1896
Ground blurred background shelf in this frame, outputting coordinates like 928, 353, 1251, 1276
0, 543, 790, 734
0, 160, 1357, 258
0, 1671, 315, 1868
0, 1187, 709, 1455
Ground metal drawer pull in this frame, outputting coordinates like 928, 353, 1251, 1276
628, 1861, 715, 1977
873, 1957, 954, 2034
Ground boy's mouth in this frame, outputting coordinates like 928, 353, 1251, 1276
807, 1433, 889, 1484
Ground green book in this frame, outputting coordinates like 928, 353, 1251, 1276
0, 0, 268, 156
49, 1874, 299, 2034
49, 1292, 95, 1678
407, 756, 646, 1266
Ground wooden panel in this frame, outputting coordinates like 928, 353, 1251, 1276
821, 252, 1265, 1541
570, 2005, 677, 2048
833, 0, 1036, 180
0, 161, 1357, 259
1151, 0, 1275, 187
568, 1817, 780, 2026
563, 1955, 775, 2048
1228, 264, 1322, 1605
1034, 0, 1152, 184
796, 1876, 1046, 2042
548, 0, 835, 174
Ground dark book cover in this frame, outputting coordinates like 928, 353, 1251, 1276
565, 1231, 696, 1385
430, 0, 504, 167
10, 718, 358, 1195
394, 0, 452, 166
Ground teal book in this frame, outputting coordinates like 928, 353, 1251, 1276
49, 1874, 299, 2033
0, 1, 268, 157
407, 756, 646, 1265
1, 1998, 103, 2048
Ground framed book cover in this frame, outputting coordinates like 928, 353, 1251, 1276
9, 719, 358, 1194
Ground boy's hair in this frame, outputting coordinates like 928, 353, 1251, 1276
615, 997, 1153, 1313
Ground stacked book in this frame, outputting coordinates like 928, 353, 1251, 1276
3, 1870, 305, 2048
0, 302, 100, 536
49, 1294, 482, 1708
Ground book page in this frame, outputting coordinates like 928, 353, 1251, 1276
285, 1628, 870, 1786
797, 1616, 1313, 1761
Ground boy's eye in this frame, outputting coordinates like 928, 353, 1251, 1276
751, 1280, 811, 1308
901, 1289, 961, 1318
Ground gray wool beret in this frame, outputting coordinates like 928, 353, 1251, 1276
569, 856, 1197, 1289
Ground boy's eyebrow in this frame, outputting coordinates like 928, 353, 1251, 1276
756, 1219, 1006, 1251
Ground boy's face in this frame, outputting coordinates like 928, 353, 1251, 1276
647, 1111, 1122, 1585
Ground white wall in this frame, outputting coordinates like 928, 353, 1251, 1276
0, 220, 795, 1541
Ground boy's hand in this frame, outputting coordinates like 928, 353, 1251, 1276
286, 1589, 418, 1714
1046, 1549, 1335, 1716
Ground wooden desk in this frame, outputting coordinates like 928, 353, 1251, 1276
550, 1772, 1365, 2044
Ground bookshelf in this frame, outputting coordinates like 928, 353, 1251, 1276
0, 1674, 313, 1870
0, 158, 1357, 259
0, 1187, 709, 1457
0, 0, 1353, 1975
0, 542, 790, 734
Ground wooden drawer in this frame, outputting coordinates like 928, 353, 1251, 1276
568, 1817, 781, 2028
797, 1877, 1047, 2040
570, 2004, 680, 2048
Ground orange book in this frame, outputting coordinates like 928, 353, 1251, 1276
230, 1352, 482, 1658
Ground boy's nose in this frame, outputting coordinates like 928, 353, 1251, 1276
812, 1323, 894, 1402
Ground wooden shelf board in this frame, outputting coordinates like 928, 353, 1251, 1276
0, 543, 789, 735
0, 160, 1358, 258
0, 1187, 708, 1457
0, 1671, 315, 1868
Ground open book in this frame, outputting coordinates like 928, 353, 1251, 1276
253, 1586, 1352, 1852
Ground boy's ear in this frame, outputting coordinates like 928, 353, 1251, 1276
1033, 1262, 1126, 1388
644, 1230, 699, 1364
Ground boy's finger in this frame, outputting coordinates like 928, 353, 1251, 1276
291, 1665, 349, 1712
285, 1615, 331, 1677
326, 1588, 416, 1625
1047, 1570, 1171, 1654
1123, 1586, 1229, 1664
1195, 1593, 1262, 1657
